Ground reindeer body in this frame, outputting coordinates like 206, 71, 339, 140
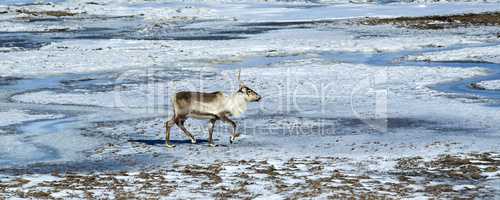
164, 77, 261, 147
173, 91, 247, 119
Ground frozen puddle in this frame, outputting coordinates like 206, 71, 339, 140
318, 44, 500, 104
0, 109, 63, 127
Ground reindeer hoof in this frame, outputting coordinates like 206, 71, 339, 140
208, 143, 217, 147
166, 143, 176, 148
230, 135, 238, 144
191, 138, 197, 144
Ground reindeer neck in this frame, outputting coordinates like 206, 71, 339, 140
225, 92, 248, 117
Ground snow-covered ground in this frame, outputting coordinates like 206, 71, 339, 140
1, 0, 500, 199
0, 109, 63, 127
1, 153, 499, 199
473, 79, 500, 90
408, 45, 500, 64
0, 28, 493, 77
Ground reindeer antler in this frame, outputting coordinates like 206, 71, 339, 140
237, 69, 244, 86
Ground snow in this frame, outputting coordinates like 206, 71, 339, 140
474, 80, 500, 90
0, 109, 63, 127
20, 59, 495, 168
20, 174, 62, 188
3, 1, 500, 23
0, 29, 491, 77
234, 2, 500, 22
11, 62, 489, 111
408, 45, 500, 64
1, 0, 500, 198
12, 90, 136, 108
0, 0, 498, 77
453, 184, 477, 191
1, 153, 497, 199
0, 21, 83, 32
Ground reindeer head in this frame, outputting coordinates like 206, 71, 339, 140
237, 70, 261, 102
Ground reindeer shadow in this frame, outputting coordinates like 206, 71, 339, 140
128, 139, 209, 146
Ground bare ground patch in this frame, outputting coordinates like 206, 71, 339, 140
1, 153, 499, 199
360, 12, 500, 29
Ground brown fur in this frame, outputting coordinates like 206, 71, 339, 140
175, 91, 224, 104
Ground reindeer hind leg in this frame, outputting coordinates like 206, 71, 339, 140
165, 116, 176, 148
208, 119, 217, 147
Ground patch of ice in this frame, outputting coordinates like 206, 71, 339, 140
20, 174, 62, 188
11, 61, 488, 112
453, 184, 477, 191
0, 109, 64, 127
2, 0, 500, 25
482, 171, 500, 179
205, 1, 500, 22
50, 190, 83, 199
0, 28, 489, 77
0, 21, 82, 32
0, 47, 23, 52
408, 45, 500, 64
472, 80, 500, 90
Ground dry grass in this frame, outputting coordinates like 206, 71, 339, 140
0, 153, 499, 199
360, 12, 500, 29
392, 153, 500, 199
16, 9, 78, 17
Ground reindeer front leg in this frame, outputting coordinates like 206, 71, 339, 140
221, 115, 240, 144
176, 118, 196, 144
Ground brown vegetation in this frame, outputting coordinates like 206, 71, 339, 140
16, 9, 78, 17
1, 153, 499, 199
361, 12, 500, 29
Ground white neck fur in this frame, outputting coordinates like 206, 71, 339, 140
225, 93, 248, 117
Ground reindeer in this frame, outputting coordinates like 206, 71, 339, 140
164, 70, 261, 147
